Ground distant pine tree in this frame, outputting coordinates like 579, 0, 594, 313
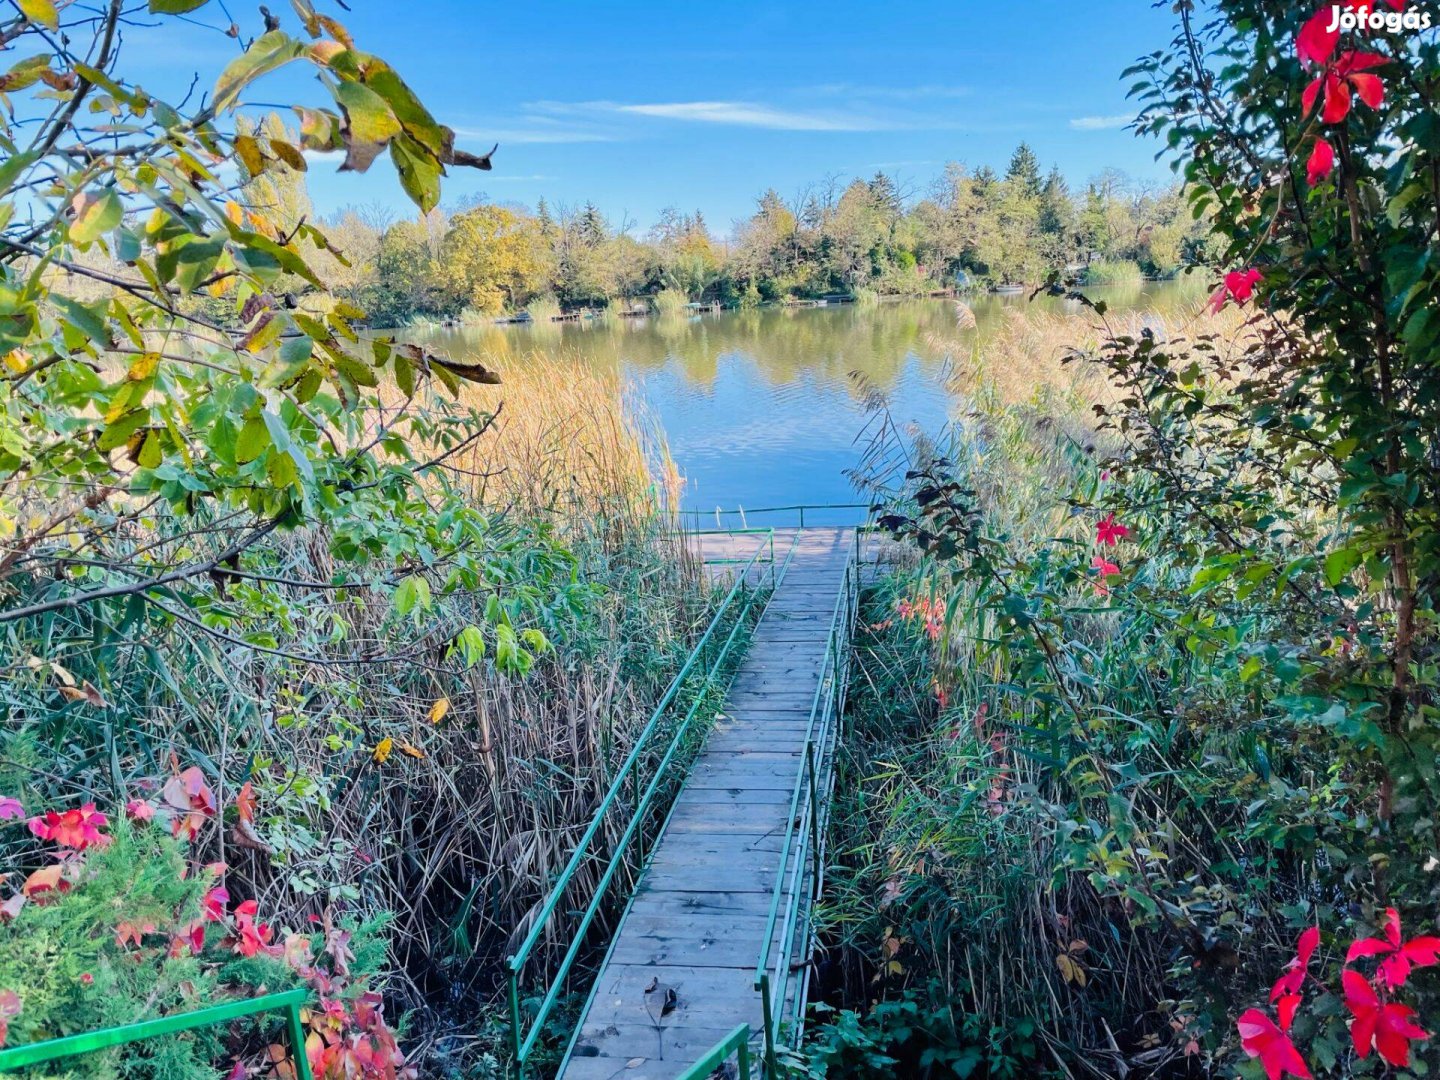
1006, 143, 1043, 199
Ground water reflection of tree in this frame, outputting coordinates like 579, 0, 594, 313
410, 288, 1200, 395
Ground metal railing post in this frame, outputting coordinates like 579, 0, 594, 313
286, 1000, 314, 1080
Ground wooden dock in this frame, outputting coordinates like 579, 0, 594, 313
557, 527, 858, 1080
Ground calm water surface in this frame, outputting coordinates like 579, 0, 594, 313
418, 283, 1202, 515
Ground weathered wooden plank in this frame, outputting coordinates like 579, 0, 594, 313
557, 528, 854, 1079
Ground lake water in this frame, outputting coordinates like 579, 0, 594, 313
417, 282, 1203, 519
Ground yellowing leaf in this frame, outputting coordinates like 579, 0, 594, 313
372, 737, 393, 764
399, 741, 425, 759
213, 31, 304, 113
17, 0, 59, 30
69, 190, 123, 244
127, 352, 160, 380
427, 697, 450, 725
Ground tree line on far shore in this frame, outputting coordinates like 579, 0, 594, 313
242, 131, 1218, 324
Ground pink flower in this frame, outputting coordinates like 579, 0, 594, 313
28, 803, 108, 851
125, 799, 155, 823
0, 797, 22, 821
1306, 137, 1336, 186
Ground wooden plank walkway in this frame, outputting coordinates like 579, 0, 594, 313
558, 528, 857, 1080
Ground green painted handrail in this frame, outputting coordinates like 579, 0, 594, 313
676, 1024, 754, 1080
679, 503, 871, 530
506, 530, 785, 1073
0, 988, 312, 1078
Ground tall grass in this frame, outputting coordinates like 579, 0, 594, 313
651, 287, 689, 318
1080, 257, 1145, 286
524, 294, 562, 324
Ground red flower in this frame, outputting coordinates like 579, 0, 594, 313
1272, 926, 1321, 1002
1303, 50, 1388, 123
1343, 969, 1430, 1066
1306, 137, 1336, 185
1237, 1007, 1312, 1080
28, 803, 108, 851
1346, 907, 1440, 988
1095, 513, 1129, 546
78, 972, 93, 986
1209, 268, 1262, 313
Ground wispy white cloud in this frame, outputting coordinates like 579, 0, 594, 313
530, 96, 975, 133
1069, 114, 1133, 131
613, 100, 883, 130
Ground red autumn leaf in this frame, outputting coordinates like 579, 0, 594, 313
114, 920, 157, 948
1306, 137, 1335, 186
1346, 907, 1440, 987
1095, 513, 1130, 546
232, 898, 281, 958
1237, 1007, 1312, 1080
28, 802, 109, 851
0, 895, 24, 922
125, 799, 155, 822
1343, 969, 1431, 1066
1303, 50, 1388, 124
235, 781, 257, 824
169, 918, 206, 958
0, 989, 20, 1048
202, 885, 230, 922
21, 864, 70, 900
1272, 926, 1320, 1000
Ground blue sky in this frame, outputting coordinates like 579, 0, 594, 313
128, 0, 1180, 232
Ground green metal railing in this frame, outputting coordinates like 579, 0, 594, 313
753, 535, 861, 1074
506, 529, 788, 1076
674, 1024, 754, 1080
0, 988, 311, 1077
678, 503, 871, 531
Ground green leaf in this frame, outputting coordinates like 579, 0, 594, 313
235, 414, 271, 464
1323, 546, 1362, 588
212, 31, 304, 114
69, 190, 123, 245
51, 295, 110, 344
388, 133, 442, 213
148, 0, 211, 10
